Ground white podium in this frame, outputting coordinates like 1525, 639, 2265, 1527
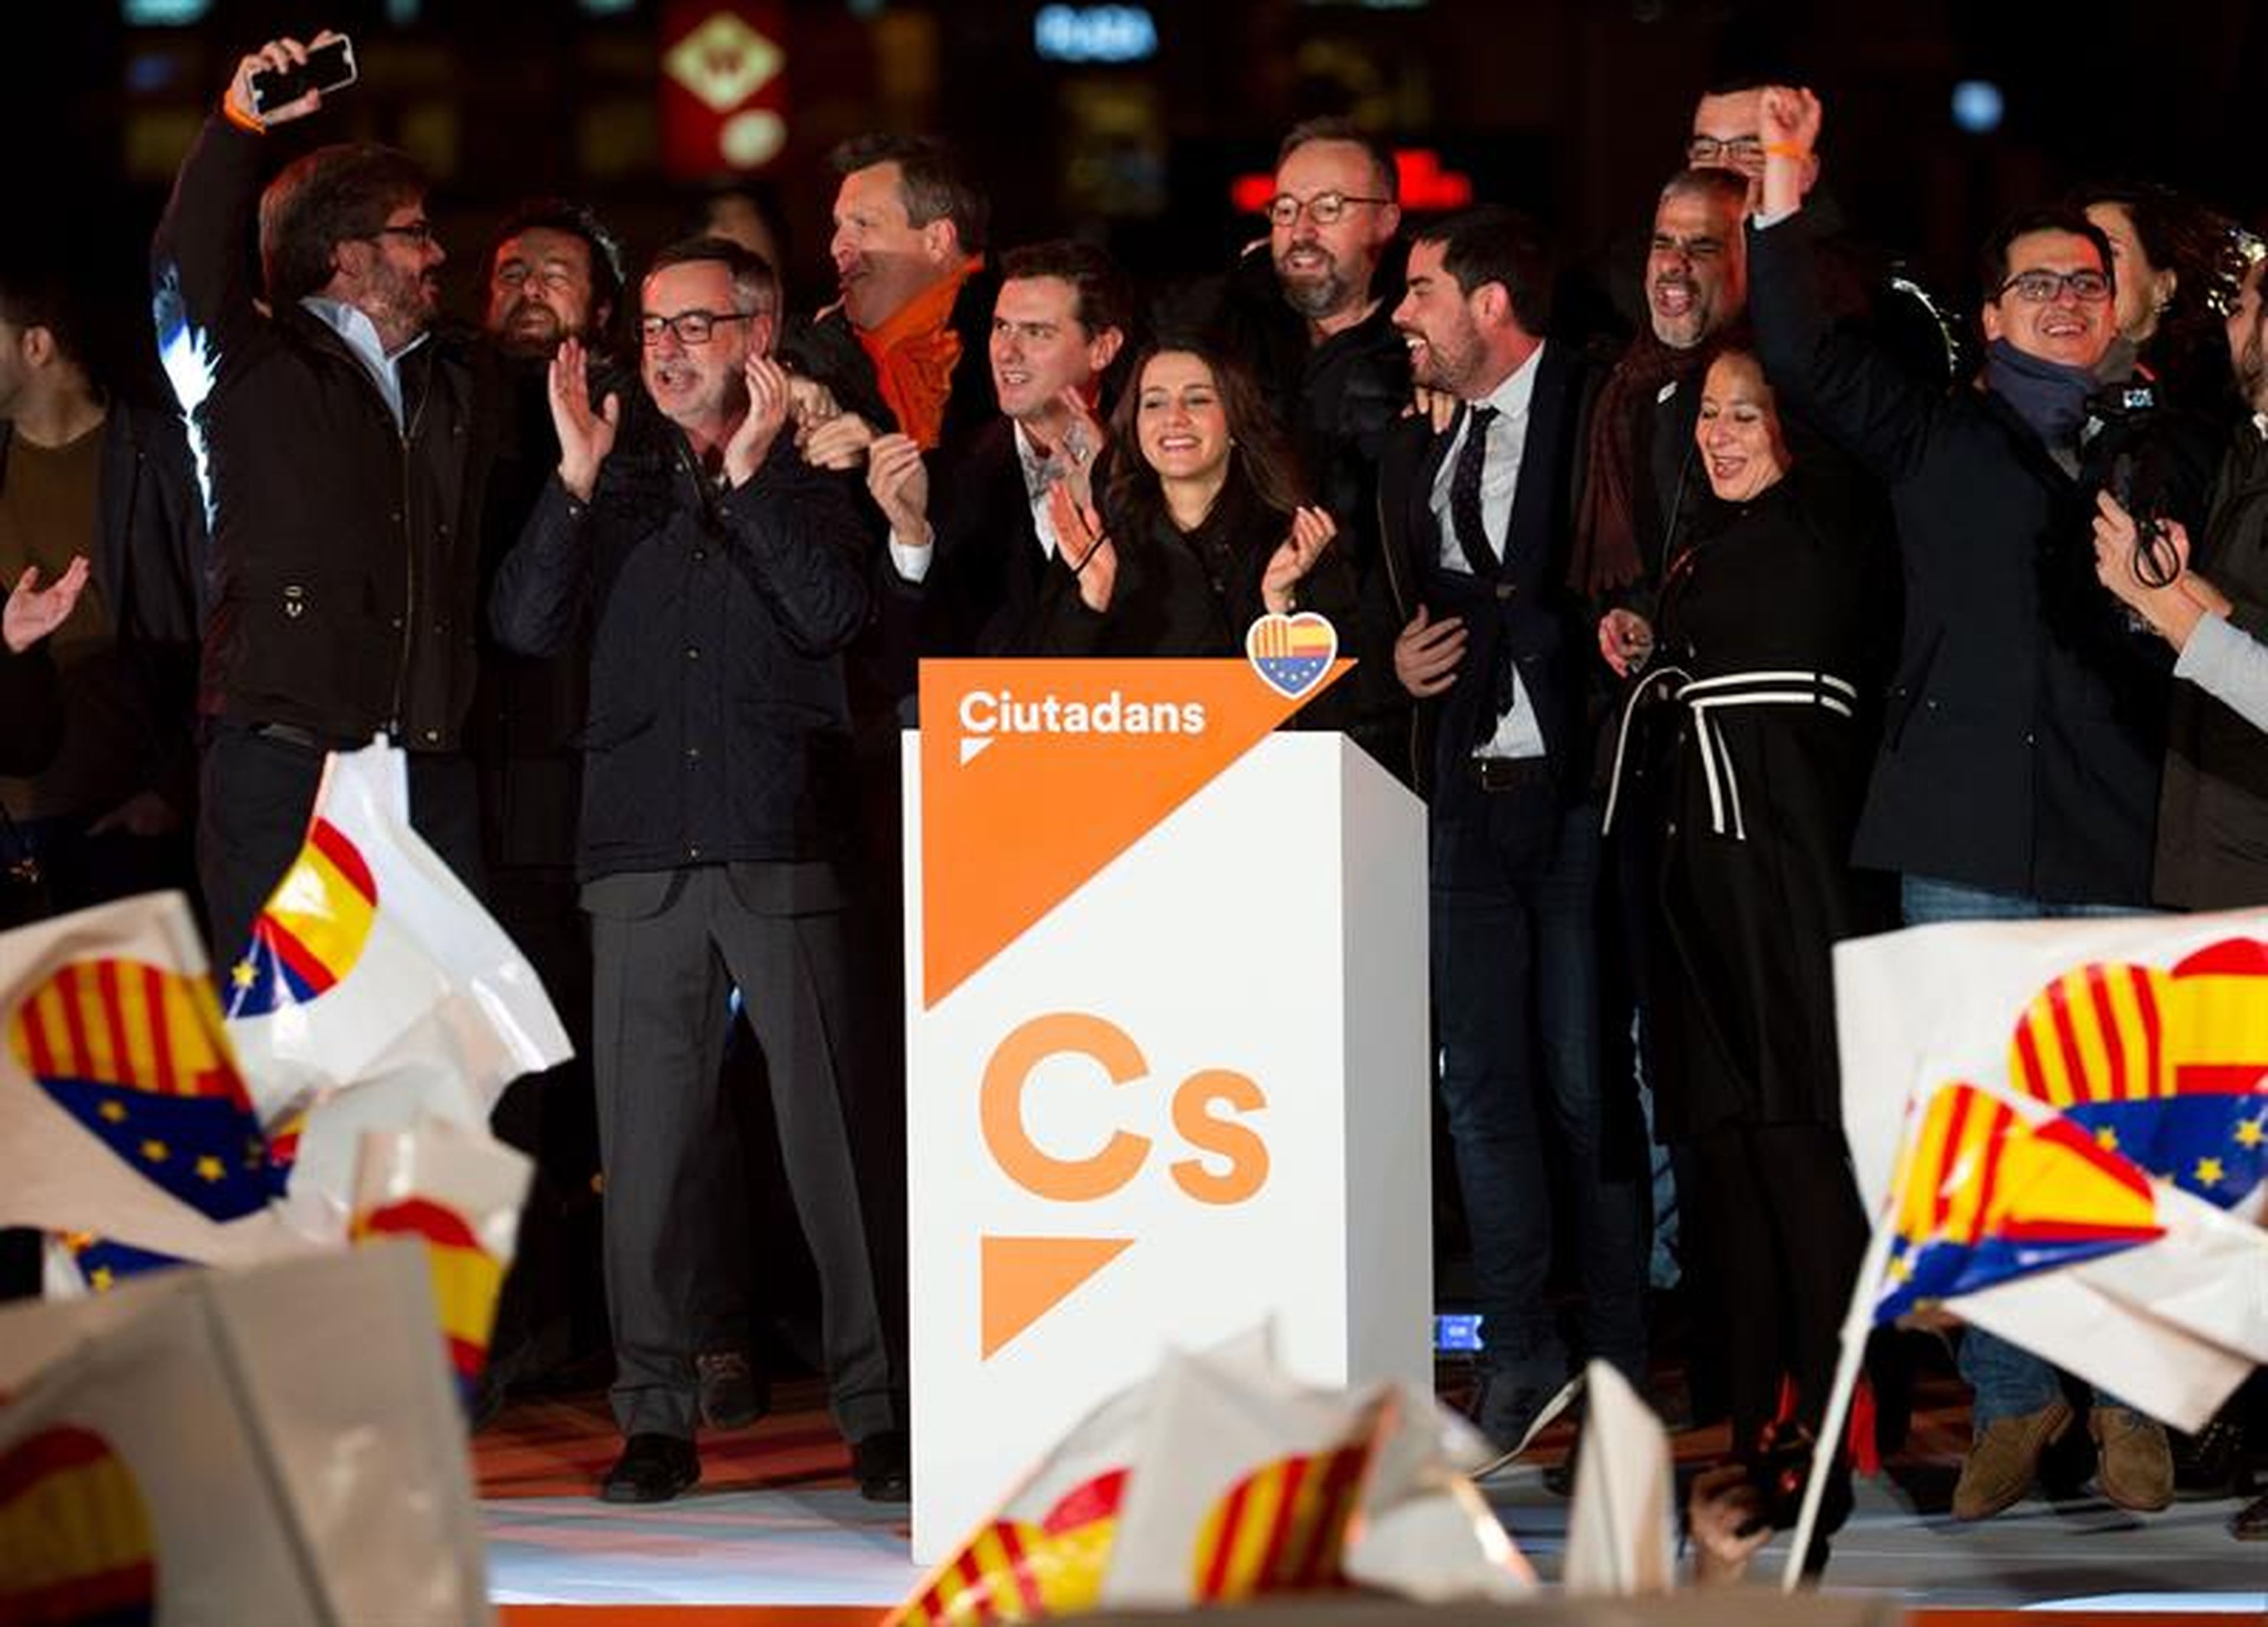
902, 657, 1431, 1560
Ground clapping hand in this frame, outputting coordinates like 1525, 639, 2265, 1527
1054, 385, 1109, 509
548, 337, 618, 501
4, 556, 92, 655
1262, 506, 1337, 614
724, 353, 793, 485
1047, 481, 1117, 614
866, 433, 933, 549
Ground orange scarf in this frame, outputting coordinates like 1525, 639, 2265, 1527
855, 260, 975, 450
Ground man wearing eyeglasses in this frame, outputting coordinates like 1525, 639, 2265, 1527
490, 237, 904, 1507
1748, 86, 2214, 1527
153, 31, 507, 964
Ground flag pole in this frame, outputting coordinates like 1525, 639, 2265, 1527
1779, 1205, 1896, 1592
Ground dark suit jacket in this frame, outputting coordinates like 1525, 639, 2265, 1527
1374, 338, 1603, 810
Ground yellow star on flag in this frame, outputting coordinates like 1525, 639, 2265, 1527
139, 1139, 169, 1163
2094, 1126, 2120, 1152
2236, 1118, 2266, 1149
99, 1100, 128, 1123
2194, 1156, 2226, 1188
1886, 1251, 1915, 1286
90, 1267, 115, 1292
232, 959, 256, 989
196, 1155, 225, 1183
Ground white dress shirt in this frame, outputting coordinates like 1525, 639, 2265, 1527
299, 296, 428, 431
889, 420, 1065, 583
1428, 341, 1547, 759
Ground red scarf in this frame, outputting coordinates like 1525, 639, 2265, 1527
855, 260, 976, 451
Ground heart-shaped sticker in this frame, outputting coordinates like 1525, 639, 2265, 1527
0, 1424, 158, 1620
1244, 611, 1338, 700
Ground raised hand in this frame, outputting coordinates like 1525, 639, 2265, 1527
866, 433, 933, 547
725, 353, 792, 485
1055, 384, 1109, 510
1598, 607, 1656, 677
798, 409, 876, 472
4, 556, 92, 654
548, 337, 618, 501
1759, 84, 1821, 152
1393, 603, 1466, 698
224, 30, 343, 129
1261, 506, 1338, 614
1047, 480, 1117, 614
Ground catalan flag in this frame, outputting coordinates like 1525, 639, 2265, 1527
1187, 1443, 1368, 1600
889, 1468, 1125, 1627
6, 956, 268, 1222
0, 1425, 157, 1627
1873, 1081, 2165, 1325
2004, 937, 2268, 1204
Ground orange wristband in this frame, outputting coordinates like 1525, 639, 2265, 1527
1765, 141, 1809, 161
221, 96, 265, 135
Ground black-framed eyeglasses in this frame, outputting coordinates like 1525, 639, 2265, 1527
1995, 268, 2114, 305
1265, 190, 1390, 229
370, 221, 438, 247
1685, 135, 1767, 167
638, 310, 754, 346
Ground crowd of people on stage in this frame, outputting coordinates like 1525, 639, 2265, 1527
4, 25, 2266, 1547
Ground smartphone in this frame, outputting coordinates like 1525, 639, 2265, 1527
249, 35, 357, 116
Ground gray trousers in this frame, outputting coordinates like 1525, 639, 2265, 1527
585, 862, 900, 1442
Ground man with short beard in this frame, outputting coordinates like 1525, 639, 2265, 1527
1377, 206, 1648, 1456
154, 28, 506, 963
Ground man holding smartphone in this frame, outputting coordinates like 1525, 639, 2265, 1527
152, 30, 504, 962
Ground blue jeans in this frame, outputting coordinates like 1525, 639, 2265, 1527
1899, 873, 2140, 1427
1432, 790, 1647, 1393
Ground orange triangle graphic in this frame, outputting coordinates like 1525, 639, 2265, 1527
921, 658, 1350, 1007
982, 1234, 1135, 1359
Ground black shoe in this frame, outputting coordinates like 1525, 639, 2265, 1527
697, 1351, 770, 1431
852, 1429, 911, 1502
599, 1433, 700, 1504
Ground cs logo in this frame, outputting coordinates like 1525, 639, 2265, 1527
978, 1012, 1270, 1358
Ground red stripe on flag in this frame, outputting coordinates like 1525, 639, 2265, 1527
1301, 1445, 1368, 1586
94, 960, 132, 1085
308, 817, 378, 903
2085, 966, 2129, 1102
8, 1564, 157, 1622
2048, 984, 2093, 1104
360, 1198, 481, 1251
1969, 1100, 2012, 1234
1254, 1453, 1310, 1587
56, 964, 93, 1077
1203, 1475, 1254, 1599
141, 964, 177, 1094
1933, 1087, 1977, 1233
2131, 965, 2165, 1098
2170, 1062, 2268, 1097
992, 1520, 1047, 1618
951, 1544, 996, 1623
18, 996, 58, 1080
2012, 1017, 2050, 1104
2172, 937, 2268, 977
262, 918, 340, 997
0, 1424, 114, 1498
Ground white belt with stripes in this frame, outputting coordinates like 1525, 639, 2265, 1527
1602, 666, 1858, 842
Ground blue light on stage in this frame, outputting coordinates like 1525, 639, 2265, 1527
1035, 5, 1159, 65
1434, 1312, 1484, 1353
122, 0, 211, 22
1951, 80, 2005, 135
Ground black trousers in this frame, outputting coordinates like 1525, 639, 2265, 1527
197, 723, 487, 967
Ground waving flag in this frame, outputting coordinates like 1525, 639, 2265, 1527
2005, 937, 2268, 1204
348, 1117, 532, 1410
0, 895, 305, 1268
225, 739, 571, 1220
1873, 1081, 2165, 1325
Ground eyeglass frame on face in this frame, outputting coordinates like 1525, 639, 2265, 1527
1993, 268, 2114, 305
1685, 135, 1767, 167
637, 309, 757, 347
1265, 190, 1392, 229
367, 220, 438, 247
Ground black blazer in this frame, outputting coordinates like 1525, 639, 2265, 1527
1375, 338, 1602, 809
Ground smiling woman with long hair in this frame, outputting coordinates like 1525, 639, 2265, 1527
1046, 340, 1360, 677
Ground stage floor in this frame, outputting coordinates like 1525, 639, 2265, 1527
475, 1376, 2264, 1619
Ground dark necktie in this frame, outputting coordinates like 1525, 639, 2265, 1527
1449, 403, 1499, 579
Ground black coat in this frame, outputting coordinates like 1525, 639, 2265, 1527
2156, 421, 2268, 907
1749, 211, 2215, 906
1637, 468, 1899, 1139
489, 401, 869, 882
152, 115, 505, 752
1374, 339, 1602, 808
777, 266, 1002, 462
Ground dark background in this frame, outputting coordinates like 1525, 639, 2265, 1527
7, 0, 2266, 385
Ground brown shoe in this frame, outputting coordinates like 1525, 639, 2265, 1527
2090, 1406, 2173, 1513
1953, 1397, 2073, 1521
2233, 1491, 2268, 1541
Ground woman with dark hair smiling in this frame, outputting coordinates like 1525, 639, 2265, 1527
1599, 347, 1895, 1540
1046, 340, 1359, 674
